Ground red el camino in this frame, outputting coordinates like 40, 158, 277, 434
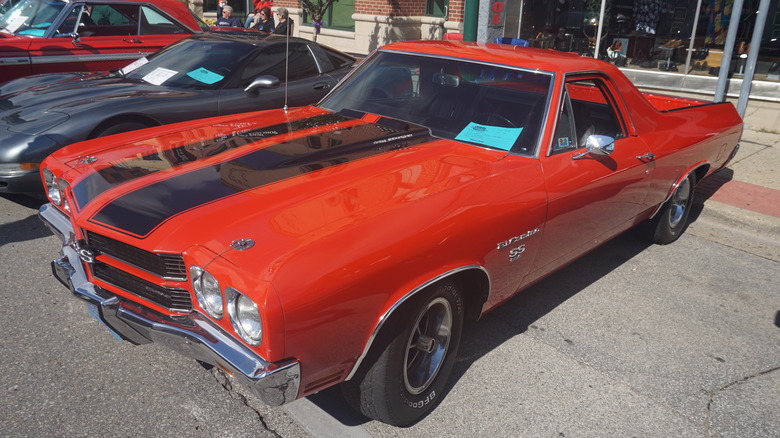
0, 0, 210, 83
38, 41, 742, 426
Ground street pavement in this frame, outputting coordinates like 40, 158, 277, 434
0, 102, 777, 438
687, 113, 780, 263
272, 103, 780, 438
272, 120, 780, 437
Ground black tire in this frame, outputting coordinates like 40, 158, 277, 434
93, 121, 150, 138
342, 281, 464, 426
650, 173, 695, 244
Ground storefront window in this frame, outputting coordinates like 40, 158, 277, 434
498, 0, 779, 83
427, 0, 448, 17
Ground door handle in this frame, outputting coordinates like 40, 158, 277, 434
636, 152, 656, 161
313, 83, 330, 90
123, 38, 142, 44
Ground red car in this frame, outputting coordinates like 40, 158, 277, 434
0, 0, 210, 83
38, 41, 742, 426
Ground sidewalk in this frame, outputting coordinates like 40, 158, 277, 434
688, 107, 780, 261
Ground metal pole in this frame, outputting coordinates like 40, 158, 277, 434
463, 0, 479, 42
684, 0, 704, 74
593, 0, 606, 59
516, 0, 525, 39
737, 0, 770, 117
714, 0, 745, 102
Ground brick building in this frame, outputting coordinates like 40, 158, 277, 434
202, 0, 466, 54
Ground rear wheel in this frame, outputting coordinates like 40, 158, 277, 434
342, 281, 464, 426
93, 121, 150, 138
650, 174, 695, 244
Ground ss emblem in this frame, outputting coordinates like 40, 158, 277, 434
509, 245, 526, 262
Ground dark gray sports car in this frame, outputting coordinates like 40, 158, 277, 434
0, 32, 355, 194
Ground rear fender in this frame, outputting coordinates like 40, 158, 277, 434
649, 161, 709, 219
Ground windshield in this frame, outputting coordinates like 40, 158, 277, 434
1, 0, 20, 16
189, 9, 210, 32
319, 51, 553, 154
0, 0, 67, 36
121, 38, 255, 89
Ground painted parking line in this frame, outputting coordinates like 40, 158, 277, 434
697, 174, 780, 218
283, 398, 372, 438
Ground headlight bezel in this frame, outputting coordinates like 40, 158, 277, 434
58, 178, 71, 212
227, 287, 263, 346
190, 266, 224, 319
42, 168, 62, 206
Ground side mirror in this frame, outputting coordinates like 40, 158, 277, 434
55, 32, 81, 43
573, 134, 615, 159
244, 75, 280, 93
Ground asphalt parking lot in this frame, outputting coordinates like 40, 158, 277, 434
1, 190, 778, 437
2, 110, 779, 438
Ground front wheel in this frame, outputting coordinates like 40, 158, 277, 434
649, 174, 695, 244
342, 281, 464, 426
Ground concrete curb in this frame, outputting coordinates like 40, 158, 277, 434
688, 124, 780, 262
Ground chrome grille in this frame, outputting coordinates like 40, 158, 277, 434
86, 231, 186, 280
92, 261, 192, 312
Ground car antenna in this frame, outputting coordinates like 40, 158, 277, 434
283, 27, 289, 111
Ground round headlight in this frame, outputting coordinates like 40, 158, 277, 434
227, 288, 262, 346
42, 168, 62, 206
190, 266, 223, 319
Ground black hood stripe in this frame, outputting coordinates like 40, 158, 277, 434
87, 118, 432, 238
72, 113, 349, 210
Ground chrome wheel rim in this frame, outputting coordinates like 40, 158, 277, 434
403, 297, 452, 395
668, 178, 692, 228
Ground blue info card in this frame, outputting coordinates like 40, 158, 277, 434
186, 68, 224, 85
455, 122, 523, 151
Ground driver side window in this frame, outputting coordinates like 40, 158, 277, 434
57, 5, 88, 35
239, 43, 320, 87
552, 92, 576, 153
566, 77, 624, 147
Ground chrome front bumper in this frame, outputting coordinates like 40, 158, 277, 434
39, 203, 300, 407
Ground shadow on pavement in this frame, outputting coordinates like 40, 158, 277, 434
0, 194, 51, 247
695, 168, 734, 203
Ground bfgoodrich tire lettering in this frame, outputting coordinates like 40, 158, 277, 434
342, 280, 464, 426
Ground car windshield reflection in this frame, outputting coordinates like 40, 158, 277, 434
320, 52, 554, 154
0, 0, 66, 36
121, 39, 255, 89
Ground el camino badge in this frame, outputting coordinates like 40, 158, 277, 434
497, 228, 540, 262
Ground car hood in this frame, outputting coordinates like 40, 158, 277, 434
0, 72, 196, 131
59, 106, 508, 266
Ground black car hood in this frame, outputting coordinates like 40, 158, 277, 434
0, 72, 198, 123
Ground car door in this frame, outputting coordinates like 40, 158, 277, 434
532, 74, 655, 276
217, 42, 339, 114
28, 2, 190, 75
